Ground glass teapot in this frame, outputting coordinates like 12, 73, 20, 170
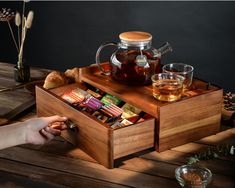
96, 31, 172, 85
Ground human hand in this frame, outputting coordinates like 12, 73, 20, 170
23, 115, 67, 145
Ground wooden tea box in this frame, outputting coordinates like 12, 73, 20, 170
36, 64, 223, 168
36, 82, 155, 169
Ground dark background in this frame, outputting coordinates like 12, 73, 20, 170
0, 1, 234, 92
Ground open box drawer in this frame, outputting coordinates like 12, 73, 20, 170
36, 83, 155, 168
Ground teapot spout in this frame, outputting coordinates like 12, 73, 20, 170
153, 42, 173, 58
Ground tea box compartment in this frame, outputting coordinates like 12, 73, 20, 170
36, 82, 155, 169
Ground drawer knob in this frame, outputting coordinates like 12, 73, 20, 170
65, 119, 77, 129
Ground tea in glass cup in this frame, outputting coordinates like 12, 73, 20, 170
162, 63, 194, 89
151, 73, 185, 102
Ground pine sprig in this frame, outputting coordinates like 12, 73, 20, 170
187, 144, 235, 165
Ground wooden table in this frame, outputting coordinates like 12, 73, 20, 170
0, 63, 235, 188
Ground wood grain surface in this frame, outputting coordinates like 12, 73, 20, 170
36, 85, 113, 168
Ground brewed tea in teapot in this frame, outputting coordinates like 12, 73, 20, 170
96, 31, 172, 85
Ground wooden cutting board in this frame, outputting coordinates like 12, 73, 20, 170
0, 62, 50, 125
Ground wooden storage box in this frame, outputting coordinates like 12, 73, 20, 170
36, 64, 223, 168
36, 82, 155, 169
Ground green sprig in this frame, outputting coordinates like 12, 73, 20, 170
187, 144, 235, 165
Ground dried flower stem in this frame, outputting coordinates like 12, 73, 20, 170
17, 26, 20, 49
21, 1, 25, 47
15, 12, 21, 49
7, 20, 19, 52
18, 17, 27, 68
1, 2, 33, 69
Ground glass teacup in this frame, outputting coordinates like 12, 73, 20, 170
162, 63, 194, 90
151, 73, 185, 102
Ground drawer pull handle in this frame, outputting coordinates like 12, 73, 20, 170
65, 119, 78, 129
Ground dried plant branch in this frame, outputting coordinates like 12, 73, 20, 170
0, 8, 19, 52
1, 1, 33, 69
17, 10, 34, 68
7, 20, 19, 52
15, 12, 21, 49
18, 17, 27, 68
21, 1, 26, 48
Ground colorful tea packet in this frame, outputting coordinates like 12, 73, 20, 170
101, 108, 121, 124
102, 103, 124, 117
87, 89, 102, 99
92, 108, 120, 124
120, 119, 133, 126
62, 88, 89, 104
110, 120, 123, 129
101, 94, 122, 106
125, 115, 140, 124
82, 96, 104, 111
121, 103, 142, 119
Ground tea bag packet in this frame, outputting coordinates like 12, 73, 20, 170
111, 115, 140, 129
92, 108, 118, 124
110, 120, 123, 129
125, 115, 140, 124
82, 96, 104, 111
121, 103, 142, 119
120, 119, 133, 127
91, 103, 122, 125
87, 89, 102, 99
102, 103, 124, 117
100, 103, 124, 125
62, 88, 89, 105
84, 83, 105, 99
101, 94, 122, 106
119, 115, 140, 127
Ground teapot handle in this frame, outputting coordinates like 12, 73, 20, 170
95, 42, 118, 75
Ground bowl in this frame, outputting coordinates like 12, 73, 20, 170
175, 165, 212, 188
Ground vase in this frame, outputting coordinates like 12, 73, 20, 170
14, 64, 31, 83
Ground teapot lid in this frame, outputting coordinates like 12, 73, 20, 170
119, 31, 152, 42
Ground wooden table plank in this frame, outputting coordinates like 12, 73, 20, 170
0, 147, 179, 188
0, 159, 128, 188
0, 170, 66, 188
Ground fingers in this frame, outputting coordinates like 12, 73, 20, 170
40, 128, 54, 141
44, 126, 61, 136
44, 115, 67, 125
49, 122, 67, 131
